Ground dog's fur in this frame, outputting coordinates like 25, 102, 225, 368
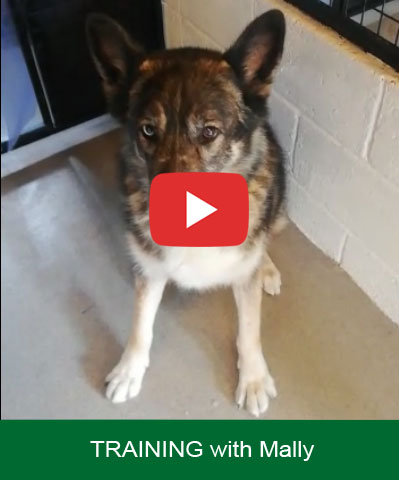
86, 10, 286, 416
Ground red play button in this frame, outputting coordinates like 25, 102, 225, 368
149, 173, 249, 247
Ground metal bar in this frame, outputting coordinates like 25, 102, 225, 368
342, 0, 350, 16
361, 0, 367, 25
376, 0, 386, 35
25, 27, 56, 128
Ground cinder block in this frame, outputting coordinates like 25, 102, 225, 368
369, 79, 399, 187
341, 235, 399, 325
293, 117, 399, 273
268, 92, 299, 168
163, 3, 182, 48
181, 18, 221, 50
181, 0, 253, 48
256, 0, 385, 156
287, 175, 347, 261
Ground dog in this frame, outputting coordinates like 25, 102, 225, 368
86, 9, 286, 417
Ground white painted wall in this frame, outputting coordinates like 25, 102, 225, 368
162, 0, 399, 324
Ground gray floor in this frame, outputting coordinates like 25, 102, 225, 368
2, 130, 399, 419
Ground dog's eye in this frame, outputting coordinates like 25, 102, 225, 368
141, 124, 156, 138
202, 126, 219, 140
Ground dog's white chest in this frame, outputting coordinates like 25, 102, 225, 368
127, 233, 264, 289
162, 244, 263, 289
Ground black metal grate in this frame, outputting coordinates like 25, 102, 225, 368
285, 0, 399, 70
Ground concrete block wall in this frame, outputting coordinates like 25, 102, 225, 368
162, 0, 399, 324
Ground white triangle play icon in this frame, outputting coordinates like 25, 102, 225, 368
186, 191, 217, 228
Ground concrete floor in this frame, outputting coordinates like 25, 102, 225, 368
2, 130, 399, 419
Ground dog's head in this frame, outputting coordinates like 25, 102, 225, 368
86, 11, 285, 178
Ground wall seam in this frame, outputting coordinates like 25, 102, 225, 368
289, 112, 300, 172
251, 0, 256, 20
271, 89, 300, 115
337, 233, 349, 265
361, 78, 386, 161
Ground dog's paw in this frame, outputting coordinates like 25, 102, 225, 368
105, 353, 148, 404
263, 265, 281, 296
236, 356, 277, 417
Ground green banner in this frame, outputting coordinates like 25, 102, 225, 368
1, 420, 397, 478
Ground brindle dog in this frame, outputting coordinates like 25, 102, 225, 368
87, 9, 286, 416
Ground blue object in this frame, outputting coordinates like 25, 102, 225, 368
1, 0, 38, 150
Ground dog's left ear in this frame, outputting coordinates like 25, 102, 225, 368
224, 10, 285, 97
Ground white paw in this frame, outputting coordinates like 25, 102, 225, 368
105, 352, 148, 404
263, 266, 281, 296
236, 356, 277, 417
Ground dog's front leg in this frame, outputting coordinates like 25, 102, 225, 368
233, 270, 277, 416
105, 274, 166, 403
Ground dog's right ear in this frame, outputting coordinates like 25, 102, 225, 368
224, 10, 285, 99
86, 13, 144, 120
